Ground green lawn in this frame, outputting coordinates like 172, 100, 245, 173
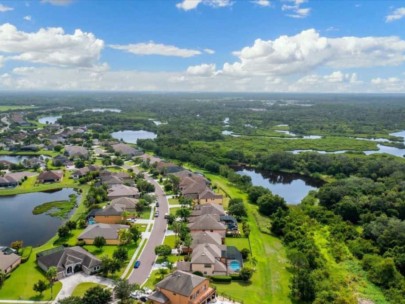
169, 207, 180, 216
225, 237, 250, 251
163, 235, 176, 248
133, 224, 148, 232
139, 207, 152, 219
168, 198, 179, 205
71, 283, 107, 297
0, 105, 35, 112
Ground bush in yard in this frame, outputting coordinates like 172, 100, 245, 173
239, 267, 255, 282
21, 246, 33, 263
94, 236, 106, 249
241, 248, 250, 260
33, 279, 47, 295
210, 275, 232, 283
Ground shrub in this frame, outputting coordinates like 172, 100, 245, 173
210, 275, 232, 283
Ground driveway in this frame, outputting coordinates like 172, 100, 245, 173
127, 172, 169, 286
53, 273, 115, 302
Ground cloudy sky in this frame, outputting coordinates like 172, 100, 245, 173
0, 0, 405, 92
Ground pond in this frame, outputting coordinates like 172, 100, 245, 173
111, 130, 157, 144
83, 108, 121, 113
38, 115, 61, 124
0, 155, 32, 163
0, 188, 79, 246
236, 167, 323, 205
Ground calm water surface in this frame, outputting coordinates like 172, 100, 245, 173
237, 168, 323, 204
111, 130, 157, 144
0, 188, 79, 246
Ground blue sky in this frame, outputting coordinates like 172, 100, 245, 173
0, 0, 405, 92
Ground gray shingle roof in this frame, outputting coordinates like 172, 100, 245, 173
78, 223, 129, 240
156, 270, 207, 297
188, 214, 227, 231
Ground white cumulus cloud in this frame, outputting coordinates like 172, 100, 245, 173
187, 63, 217, 76
204, 48, 215, 54
176, 0, 232, 11
109, 42, 201, 58
0, 23, 104, 67
23, 15, 32, 21
386, 7, 405, 22
221, 29, 405, 76
0, 4, 13, 12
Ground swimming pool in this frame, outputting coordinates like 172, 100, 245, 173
229, 260, 241, 272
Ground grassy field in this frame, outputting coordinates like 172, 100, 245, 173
184, 164, 292, 304
225, 237, 250, 251
168, 198, 179, 205
0, 105, 35, 112
71, 283, 107, 297
163, 235, 176, 248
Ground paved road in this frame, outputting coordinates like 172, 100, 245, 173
128, 173, 168, 286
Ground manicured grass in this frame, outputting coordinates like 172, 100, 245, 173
163, 235, 176, 248
71, 283, 106, 297
225, 237, 250, 251
0, 172, 78, 195
143, 269, 166, 290
139, 207, 152, 219
168, 198, 179, 205
169, 207, 180, 216
133, 224, 148, 232
32, 200, 75, 218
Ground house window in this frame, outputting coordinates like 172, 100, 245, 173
204, 264, 211, 268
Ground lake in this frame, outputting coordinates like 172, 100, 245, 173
237, 168, 323, 204
38, 115, 61, 124
83, 108, 121, 113
111, 130, 157, 144
0, 188, 79, 246
364, 130, 405, 157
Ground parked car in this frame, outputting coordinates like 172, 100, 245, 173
155, 211, 159, 217
134, 260, 141, 268
156, 201, 159, 207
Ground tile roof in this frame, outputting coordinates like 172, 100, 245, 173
156, 270, 207, 297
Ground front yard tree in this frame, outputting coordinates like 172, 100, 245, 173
113, 246, 128, 261
58, 225, 70, 238
94, 236, 106, 250
130, 226, 142, 244
82, 286, 112, 304
155, 244, 172, 261
45, 266, 57, 299
33, 279, 47, 295
118, 229, 133, 245
65, 220, 76, 230
176, 208, 191, 222
113, 279, 138, 304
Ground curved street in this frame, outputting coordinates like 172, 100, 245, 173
127, 173, 169, 286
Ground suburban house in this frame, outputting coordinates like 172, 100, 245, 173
100, 171, 134, 187
0, 249, 21, 274
110, 197, 137, 212
53, 155, 70, 166
188, 214, 227, 239
112, 143, 142, 157
190, 231, 222, 249
77, 223, 130, 245
177, 243, 243, 276
190, 203, 225, 218
174, 171, 223, 205
37, 170, 63, 183
156, 161, 184, 175
36, 246, 101, 280
107, 184, 139, 200
72, 165, 99, 179
0, 171, 36, 188
64, 145, 89, 159
93, 205, 127, 224
0, 160, 13, 169
148, 270, 216, 304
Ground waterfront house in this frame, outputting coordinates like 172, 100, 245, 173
0, 250, 21, 274
37, 170, 63, 183
77, 223, 130, 245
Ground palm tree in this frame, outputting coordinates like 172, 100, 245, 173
45, 266, 57, 299
118, 228, 133, 245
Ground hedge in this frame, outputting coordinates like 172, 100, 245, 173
210, 275, 232, 283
